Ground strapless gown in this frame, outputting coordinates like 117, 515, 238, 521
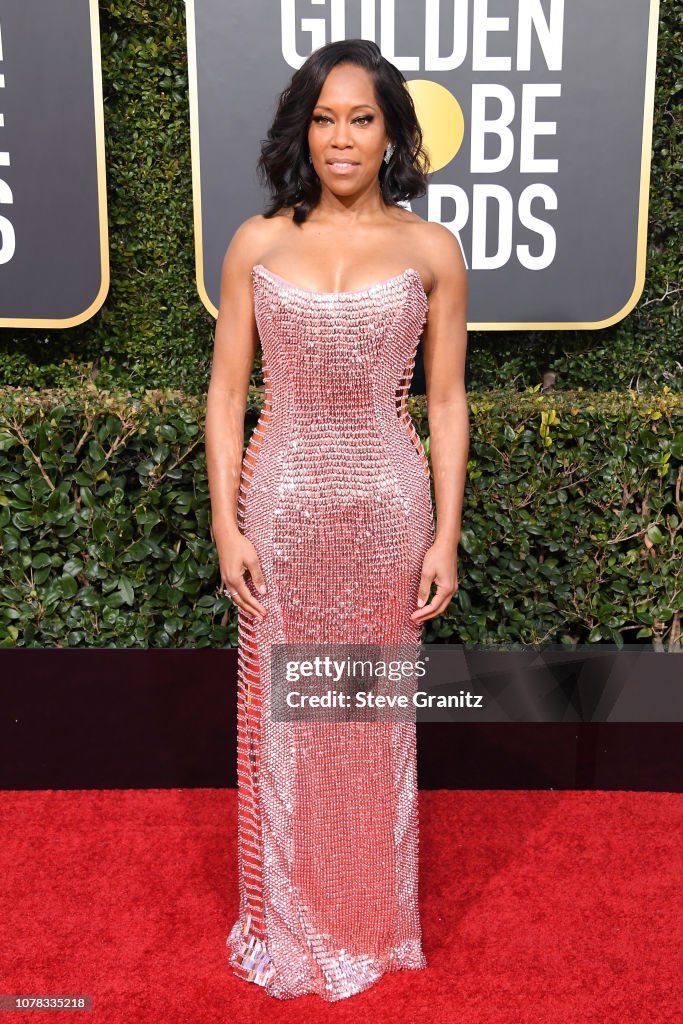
226, 262, 434, 1001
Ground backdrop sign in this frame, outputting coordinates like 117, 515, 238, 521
0, 0, 108, 328
187, 0, 659, 329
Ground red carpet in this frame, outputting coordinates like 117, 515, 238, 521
1, 789, 680, 1023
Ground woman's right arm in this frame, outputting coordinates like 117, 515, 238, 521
205, 218, 268, 621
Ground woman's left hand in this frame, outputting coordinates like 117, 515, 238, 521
410, 540, 459, 622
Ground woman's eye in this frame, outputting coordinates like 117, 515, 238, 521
311, 114, 373, 125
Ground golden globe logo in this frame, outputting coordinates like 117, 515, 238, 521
406, 80, 465, 172
281, 0, 567, 270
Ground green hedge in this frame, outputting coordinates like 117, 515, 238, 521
1, 385, 680, 649
0, 0, 680, 394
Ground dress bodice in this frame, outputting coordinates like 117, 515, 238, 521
247, 263, 432, 502
251, 263, 429, 419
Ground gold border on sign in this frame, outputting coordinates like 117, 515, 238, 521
186, 0, 660, 330
185, 0, 215, 319
0, 0, 110, 328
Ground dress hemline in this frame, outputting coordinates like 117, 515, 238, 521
226, 915, 427, 1002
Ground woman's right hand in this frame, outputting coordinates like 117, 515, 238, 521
218, 530, 268, 621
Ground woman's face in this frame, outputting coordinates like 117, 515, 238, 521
307, 63, 390, 197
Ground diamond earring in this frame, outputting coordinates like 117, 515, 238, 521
383, 142, 395, 164
308, 151, 313, 165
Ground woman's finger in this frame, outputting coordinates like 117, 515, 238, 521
244, 554, 267, 596
410, 582, 456, 621
225, 572, 267, 620
415, 571, 435, 609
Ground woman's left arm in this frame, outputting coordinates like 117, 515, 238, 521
411, 224, 469, 624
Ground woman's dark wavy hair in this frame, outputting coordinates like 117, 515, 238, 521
257, 39, 430, 224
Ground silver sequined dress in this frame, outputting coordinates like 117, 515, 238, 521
226, 262, 434, 1001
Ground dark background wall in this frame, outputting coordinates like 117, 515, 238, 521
1, 649, 681, 791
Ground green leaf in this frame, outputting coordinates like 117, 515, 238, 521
60, 575, 78, 598
93, 520, 108, 542
118, 577, 135, 605
63, 558, 84, 576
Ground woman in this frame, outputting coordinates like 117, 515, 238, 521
205, 38, 469, 1001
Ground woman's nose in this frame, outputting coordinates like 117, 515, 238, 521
331, 124, 351, 146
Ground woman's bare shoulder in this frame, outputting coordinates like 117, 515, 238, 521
386, 209, 465, 292
222, 211, 293, 270
390, 207, 460, 253
410, 214, 456, 248
415, 219, 466, 288
229, 211, 290, 247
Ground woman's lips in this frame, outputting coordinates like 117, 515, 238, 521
326, 161, 359, 174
